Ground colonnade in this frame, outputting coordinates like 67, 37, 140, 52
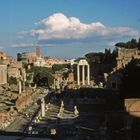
77, 64, 90, 85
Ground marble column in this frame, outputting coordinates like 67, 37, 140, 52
23, 69, 27, 82
41, 98, 45, 117
82, 65, 85, 85
19, 80, 22, 94
87, 65, 90, 85
77, 65, 80, 85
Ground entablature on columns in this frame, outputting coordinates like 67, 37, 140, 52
76, 59, 89, 66
75, 58, 90, 86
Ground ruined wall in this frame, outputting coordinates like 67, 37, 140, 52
125, 99, 140, 117
0, 112, 10, 123
15, 88, 33, 111
117, 48, 140, 69
0, 65, 7, 84
16, 95, 32, 111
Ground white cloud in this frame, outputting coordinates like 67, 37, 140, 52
18, 13, 139, 45
11, 43, 34, 48
107, 41, 117, 47
17, 36, 24, 39
0, 46, 3, 49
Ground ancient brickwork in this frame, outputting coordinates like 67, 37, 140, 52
116, 48, 140, 69
67, 72, 74, 83
15, 87, 33, 111
16, 95, 32, 111
125, 99, 140, 117
0, 65, 7, 84
0, 112, 10, 123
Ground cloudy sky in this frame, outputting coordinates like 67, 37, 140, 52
0, 0, 140, 58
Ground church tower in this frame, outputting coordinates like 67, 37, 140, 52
36, 45, 41, 58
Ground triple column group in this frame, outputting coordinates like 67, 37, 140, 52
77, 64, 90, 85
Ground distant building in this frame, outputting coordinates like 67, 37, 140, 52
17, 46, 41, 65
17, 46, 70, 67
36, 45, 41, 57
0, 65, 7, 85
105, 48, 140, 90
0, 51, 7, 60
34, 56, 69, 67
43, 56, 69, 67
0, 51, 15, 65
17, 52, 37, 64
34, 57, 46, 67
8, 61, 23, 78
116, 48, 140, 69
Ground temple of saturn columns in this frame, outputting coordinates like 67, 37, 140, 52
76, 59, 90, 86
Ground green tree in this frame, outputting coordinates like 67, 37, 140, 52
26, 72, 34, 84
27, 66, 54, 88
85, 49, 116, 64
8, 76, 18, 85
85, 52, 104, 63
52, 64, 69, 73
130, 38, 137, 48
115, 38, 138, 49
115, 42, 126, 48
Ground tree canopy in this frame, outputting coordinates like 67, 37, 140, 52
115, 38, 140, 49
52, 64, 70, 73
27, 66, 53, 88
85, 48, 117, 64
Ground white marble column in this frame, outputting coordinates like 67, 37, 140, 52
82, 65, 85, 85
41, 98, 45, 117
77, 65, 80, 85
19, 80, 22, 94
23, 69, 27, 82
87, 65, 90, 85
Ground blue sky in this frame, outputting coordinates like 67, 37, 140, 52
0, 0, 140, 58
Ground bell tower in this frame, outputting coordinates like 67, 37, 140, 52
36, 45, 41, 58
